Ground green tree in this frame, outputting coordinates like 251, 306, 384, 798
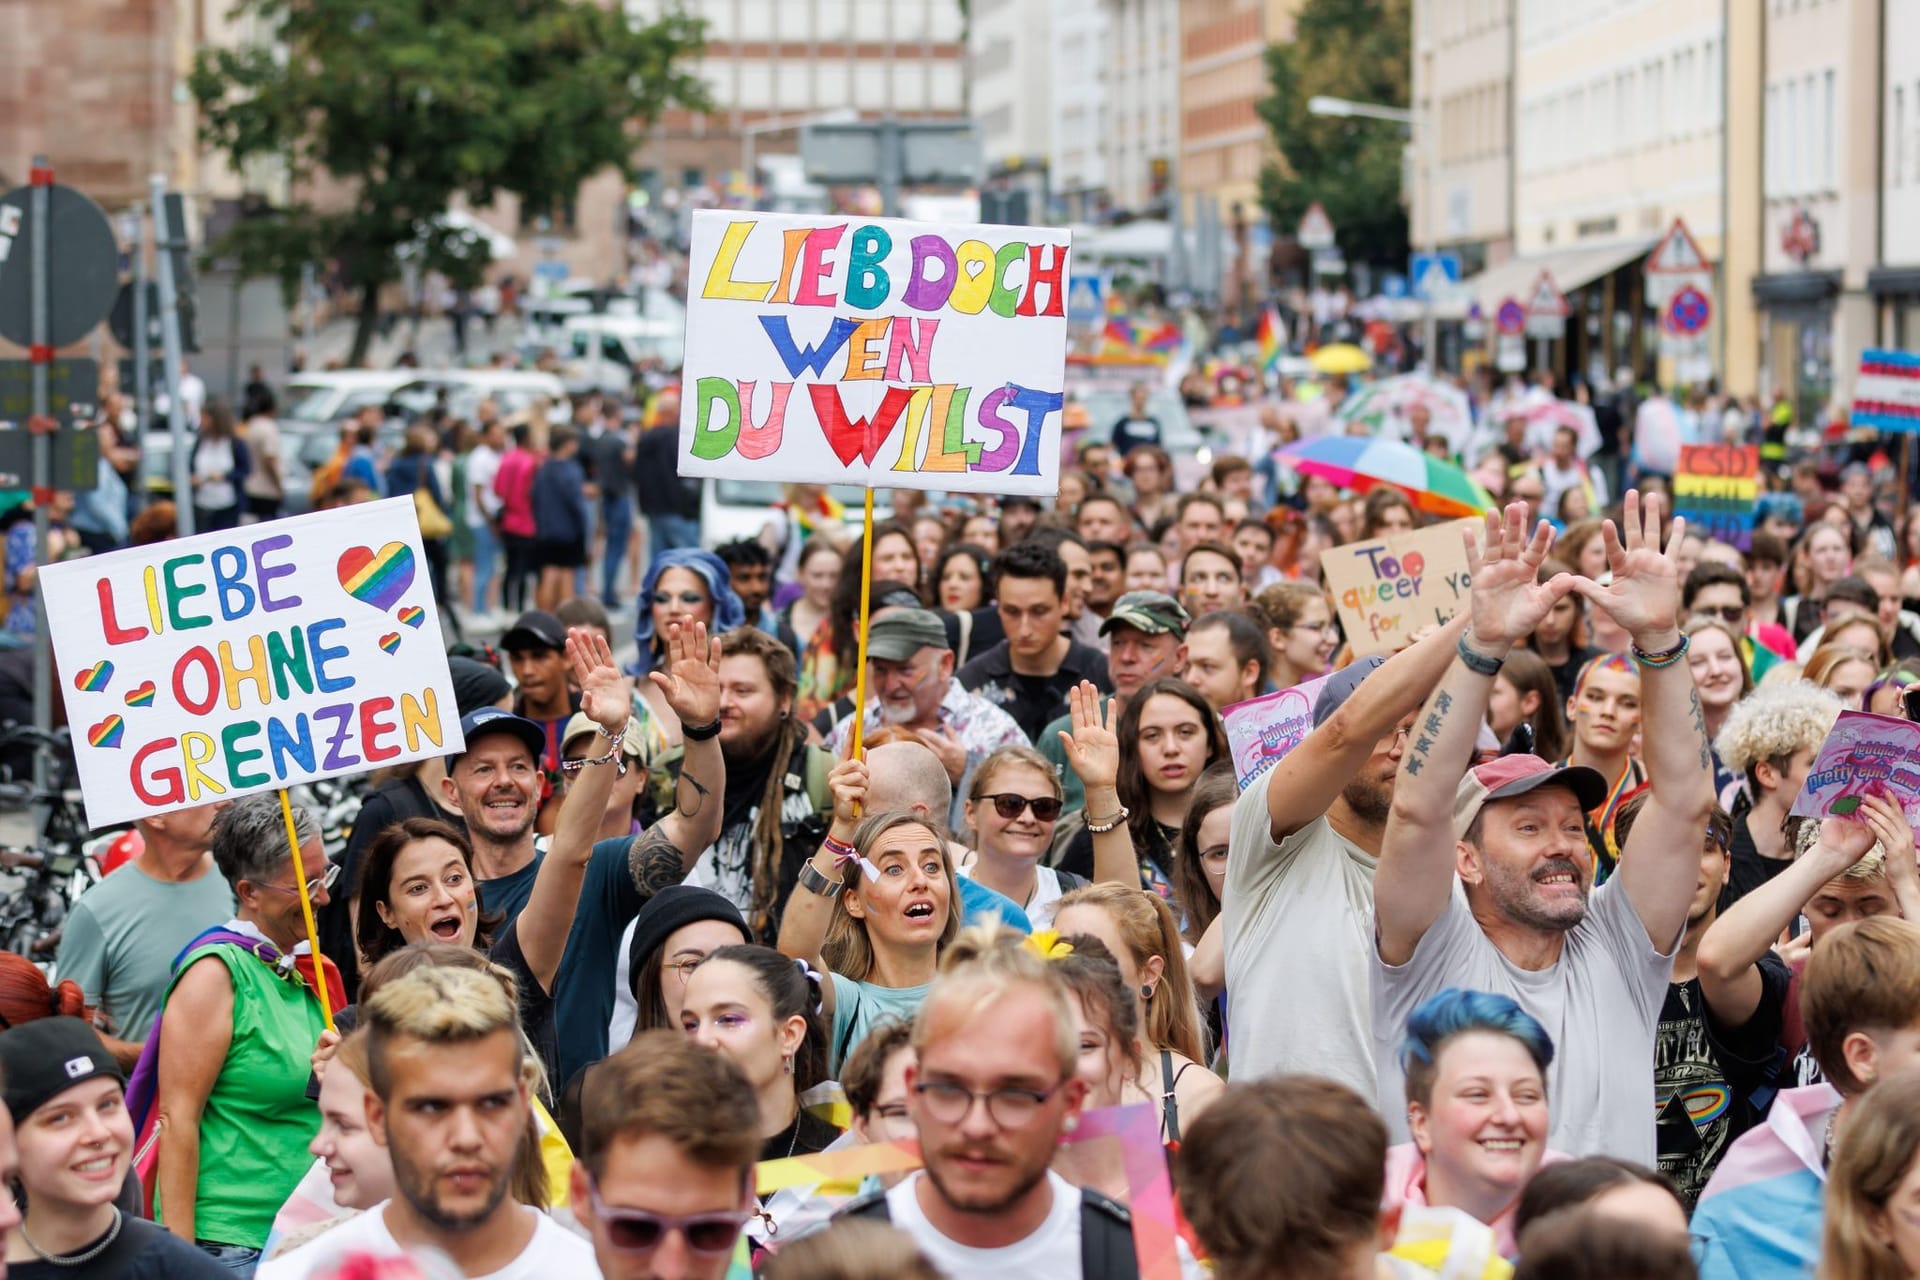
1257, 0, 1411, 276
191, 0, 708, 365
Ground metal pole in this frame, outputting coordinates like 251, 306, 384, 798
151, 175, 195, 536
1422, 93, 1438, 373
133, 203, 150, 441
301, 262, 316, 350
878, 119, 902, 219
27, 157, 52, 792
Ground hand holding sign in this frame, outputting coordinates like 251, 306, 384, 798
1320, 520, 1477, 656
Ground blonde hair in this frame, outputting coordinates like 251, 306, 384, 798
1820, 1070, 1920, 1280
364, 964, 523, 1099
760, 1219, 946, 1280
1055, 882, 1208, 1063
1805, 642, 1878, 693
969, 744, 1063, 802
912, 921, 1075, 1076
1792, 820, 1889, 883
822, 811, 962, 980
1714, 682, 1843, 776
331, 1028, 372, 1087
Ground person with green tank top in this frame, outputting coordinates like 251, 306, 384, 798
154, 795, 338, 1276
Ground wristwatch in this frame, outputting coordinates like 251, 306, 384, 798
798, 861, 843, 899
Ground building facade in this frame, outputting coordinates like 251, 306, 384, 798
1101, 0, 1180, 216
1871, 0, 1920, 351
1049, 0, 1109, 220
1411, 0, 1513, 278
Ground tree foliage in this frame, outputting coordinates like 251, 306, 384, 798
191, 0, 708, 363
1257, 0, 1411, 274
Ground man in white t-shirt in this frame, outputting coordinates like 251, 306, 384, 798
1371, 494, 1713, 1163
1223, 612, 1468, 1096
465, 415, 506, 618
259, 966, 598, 1279
836, 936, 1137, 1278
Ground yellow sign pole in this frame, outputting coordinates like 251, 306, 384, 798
847, 487, 878, 813
279, 788, 335, 1031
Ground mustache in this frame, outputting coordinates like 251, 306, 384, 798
1532, 858, 1582, 883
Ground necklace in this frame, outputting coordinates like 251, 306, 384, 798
21, 1209, 122, 1266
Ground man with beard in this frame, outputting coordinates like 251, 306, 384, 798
825, 610, 1026, 826
1223, 612, 1468, 1096
838, 929, 1136, 1278
259, 966, 596, 1278
690, 626, 833, 941
1372, 495, 1713, 1163
1612, 793, 1790, 1209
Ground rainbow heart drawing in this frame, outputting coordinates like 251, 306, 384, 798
398, 605, 425, 629
88, 715, 125, 749
73, 661, 113, 693
379, 632, 402, 655
124, 681, 157, 708
337, 543, 417, 612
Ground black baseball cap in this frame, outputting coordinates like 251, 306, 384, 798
501, 610, 567, 653
0, 1017, 123, 1121
453, 708, 545, 763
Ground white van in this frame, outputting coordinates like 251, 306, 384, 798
561, 314, 686, 395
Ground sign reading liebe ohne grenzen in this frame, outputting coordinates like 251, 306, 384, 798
41, 498, 463, 827
678, 209, 1070, 496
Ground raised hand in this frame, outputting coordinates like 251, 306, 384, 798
567, 626, 629, 736
1057, 680, 1120, 791
1464, 502, 1576, 654
827, 755, 869, 826
647, 620, 721, 728
1568, 490, 1683, 646
1819, 811, 1879, 865
1859, 792, 1918, 881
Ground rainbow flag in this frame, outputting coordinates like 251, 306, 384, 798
1140, 322, 1182, 352
1257, 306, 1285, 369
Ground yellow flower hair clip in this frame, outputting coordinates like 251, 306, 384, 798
1022, 929, 1074, 960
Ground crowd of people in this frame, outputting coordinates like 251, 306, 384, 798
6, 363, 1920, 1280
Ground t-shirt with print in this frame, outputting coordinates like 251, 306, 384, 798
1373, 877, 1678, 1163
828, 976, 932, 1075
885, 1170, 1083, 1280
1656, 954, 1792, 1209
256, 1201, 595, 1280
1222, 787, 1380, 1097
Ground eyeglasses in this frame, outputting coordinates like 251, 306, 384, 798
913, 1078, 1063, 1129
975, 793, 1064, 822
1293, 621, 1339, 637
652, 591, 708, 608
665, 956, 706, 984
1696, 605, 1746, 624
584, 1178, 749, 1256
1200, 844, 1229, 864
255, 861, 341, 899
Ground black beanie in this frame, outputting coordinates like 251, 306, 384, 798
626, 885, 750, 1004
0, 1016, 123, 1121
448, 656, 513, 719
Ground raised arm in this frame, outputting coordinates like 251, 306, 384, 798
649, 620, 726, 862
1056, 681, 1138, 887
1260, 611, 1470, 843
775, 755, 866, 1020
1571, 492, 1712, 950
517, 627, 628, 991
1375, 506, 1577, 965
1861, 792, 1920, 922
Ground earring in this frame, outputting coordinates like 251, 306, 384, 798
783, 1053, 794, 1076
1140, 984, 1154, 1001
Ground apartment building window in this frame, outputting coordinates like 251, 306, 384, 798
1898, 86, 1908, 188
1765, 84, 1779, 196
1823, 70, 1836, 190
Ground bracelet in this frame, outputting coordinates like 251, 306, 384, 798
1456, 635, 1506, 677
797, 860, 843, 899
594, 716, 633, 743
1085, 805, 1130, 834
1631, 634, 1690, 668
560, 744, 628, 776
681, 716, 722, 742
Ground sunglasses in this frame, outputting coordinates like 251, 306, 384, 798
975, 793, 1063, 822
585, 1179, 749, 1256
1695, 605, 1745, 624
254, 861, 342, 899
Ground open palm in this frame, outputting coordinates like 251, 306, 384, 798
566, 628, 629, 735
1057, 680, 1120, 790
1466, 504, 1575, 649
1570, 490, 1681, 641
649, 620, 722, 726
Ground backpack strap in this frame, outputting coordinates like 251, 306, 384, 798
803, 743, 835, 815
1079, 1187, 1140, 1280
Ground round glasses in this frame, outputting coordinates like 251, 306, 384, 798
913, 1078, 1062, 1129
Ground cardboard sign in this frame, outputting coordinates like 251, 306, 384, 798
679, 209, 1071, 496
1223, 675, 1332, 789
1673, 444, 1758, 550
1790, 711, 1920, 825
41, 498, 463, 826
1321, 521, 1476, 656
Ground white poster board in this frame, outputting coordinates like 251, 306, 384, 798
678, 209, 1070, 496
41, 498, 464, 826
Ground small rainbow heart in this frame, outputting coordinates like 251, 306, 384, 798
88, 715, 124, 749
398, 605, 425, 629
73, 661, 113, 693
124, 681, 156, 708
379, 632, 402, 655
337, 543, 417, 612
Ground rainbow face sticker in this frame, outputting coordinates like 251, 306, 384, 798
88, 715, 125, 749
73, 661, 113, 692
337, 543, 417, 612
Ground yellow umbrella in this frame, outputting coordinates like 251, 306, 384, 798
1309, 343, 1372, 375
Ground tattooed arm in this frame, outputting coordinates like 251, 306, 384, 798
1570, 492, 1713, 951
1374, 506, 1579, 965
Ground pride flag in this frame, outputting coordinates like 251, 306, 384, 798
1257, 307, 1286, 369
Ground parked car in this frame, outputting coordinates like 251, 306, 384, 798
560, 315, 686, 395
698, 478, 888, 551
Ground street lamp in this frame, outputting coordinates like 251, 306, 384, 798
1307, 94, 1436, 372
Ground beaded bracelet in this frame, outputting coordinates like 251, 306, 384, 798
1630, 634, 1690, 668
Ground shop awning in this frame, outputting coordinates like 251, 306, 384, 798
1465, 238, 1660, 313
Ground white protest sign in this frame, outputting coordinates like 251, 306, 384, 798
1223, 675, 1332, 789
678, 208, 1071, 496
41, 498, 464, 826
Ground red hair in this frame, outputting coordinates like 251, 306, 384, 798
0, 950, 90, 1027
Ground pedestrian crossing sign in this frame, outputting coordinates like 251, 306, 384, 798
1647, 219, 1709, 275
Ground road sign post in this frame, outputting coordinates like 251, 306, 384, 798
1297, 203, 1335, 252
150, 176, 195, 536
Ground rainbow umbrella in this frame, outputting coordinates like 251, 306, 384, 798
1275, 436, 1497, 519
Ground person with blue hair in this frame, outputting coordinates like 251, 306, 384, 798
1383, 987, 1568, 1259
632, 546, 746, 690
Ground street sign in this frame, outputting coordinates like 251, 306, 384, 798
1410, 251, 1461, 301
1380, 273, 1408, 300
1067, 272, 1107, 325
0, 358, 97, 429
1496, 334, 1527, 372
110, 281, 198, 353
1495, 297, 1526, 337
1647, 218, 1709, 275
0, 427, 99, 492
1662, 284, 1712, 337
0, 183, 120, 348
1298, 202, 1336, 251
1523, 271, 1568, 339
1312, 249, 1346, 276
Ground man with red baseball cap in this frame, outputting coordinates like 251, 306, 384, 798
1371, 493, 1715, 1164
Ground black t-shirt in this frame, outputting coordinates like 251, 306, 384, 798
582, 429, 632, 498
1109, 415, 1162, 455
9, 1213, 228, 1279
1723, 807, 1793, 910
1655, 955, 1792, 1209
956, 639, 1112, 742
1545, 645, 1601, 708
